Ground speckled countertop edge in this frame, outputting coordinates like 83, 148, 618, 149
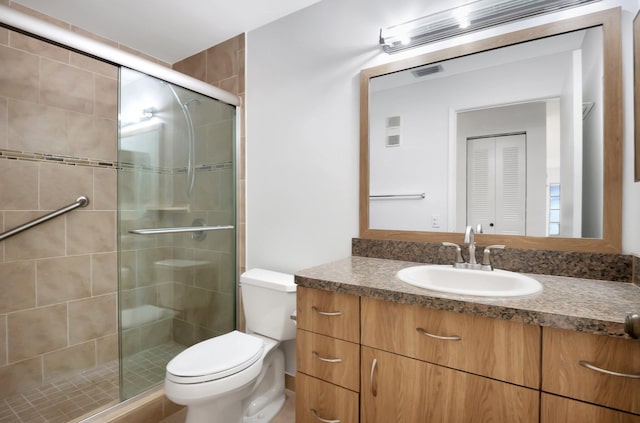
294, 256, 640, 339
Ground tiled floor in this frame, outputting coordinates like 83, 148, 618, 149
159, 390, 296, 423
0, 342, 185, 423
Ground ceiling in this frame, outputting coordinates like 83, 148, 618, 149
12, 0, 322, 63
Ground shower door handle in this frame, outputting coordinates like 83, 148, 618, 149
129, 225, 234, 235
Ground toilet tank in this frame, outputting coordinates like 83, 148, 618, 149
240, 269, 297, 341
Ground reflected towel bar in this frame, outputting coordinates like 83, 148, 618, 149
129, 225, 234, 235
369, 193, 426, 200
0, 196, 90, 242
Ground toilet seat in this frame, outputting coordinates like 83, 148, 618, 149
166, 331, 265, 384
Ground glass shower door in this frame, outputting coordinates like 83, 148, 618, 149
118, 68, 237, 399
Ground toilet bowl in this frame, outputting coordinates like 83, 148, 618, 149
164, 269, 296, 423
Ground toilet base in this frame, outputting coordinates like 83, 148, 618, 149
176, 339, 285, 423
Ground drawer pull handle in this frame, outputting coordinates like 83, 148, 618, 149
312, 351, 343, 363
579, 360, 640, 379
416, 327, 462, 341
310, 409, 340, 423
370, 358, 378, 397
312, 306, 342, 316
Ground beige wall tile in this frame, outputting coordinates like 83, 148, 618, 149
93, 167, 117, 210
9, 31, 69, 63
69, 51, 118, 78
139, 319, 172, 349
69, 294, 116, 344
218, 76, 239, 96
0, 356, 42, 397
205, 37, 241, 84
68, 113, 117, 161
36, 255, 91, 306
0, 158, 38, 210
92, 252, 117, 295
8, 99, 68, 155
0, 98, 7, 148
0, 315, 6, 365
119, 250, 137, 290
96, 333, 118, 365
0, 45, 39, 102
40, 58, 94, 114
95, 75, 118, 119
43, 340, 95, 382
0, 260, 36, 314
173, 52, 206, 81
67, 210, 116, 255
39, 161, 93, 210
0, 27, 8, 45
4, 211, 66, 260
8, 304, 67, 362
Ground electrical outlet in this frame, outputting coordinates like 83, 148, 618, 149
431, 215, 440, 228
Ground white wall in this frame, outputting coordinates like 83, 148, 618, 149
246, 0, 640, 277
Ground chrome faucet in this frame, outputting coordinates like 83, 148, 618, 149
463, 224, 482, 269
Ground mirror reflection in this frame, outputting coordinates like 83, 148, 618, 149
369, 27, 603, 239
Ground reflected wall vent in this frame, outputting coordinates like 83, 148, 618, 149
412, 65, 443, 78
386, 116, 401, 147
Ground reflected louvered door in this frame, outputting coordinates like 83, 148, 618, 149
467, 134, 526, 235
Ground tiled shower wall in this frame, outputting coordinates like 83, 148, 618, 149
0, 26, 119, 397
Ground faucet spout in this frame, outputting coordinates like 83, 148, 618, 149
464, 225, 477, 266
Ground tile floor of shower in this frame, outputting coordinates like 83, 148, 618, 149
0, 342, 185, 423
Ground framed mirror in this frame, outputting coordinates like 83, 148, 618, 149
360, 8, 622, 253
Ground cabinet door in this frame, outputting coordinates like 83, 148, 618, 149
542, 393, 640, 422
297, 286, 360, 342
542, 327, 640, 414
361, 346, 538, 423
296, 372, 359, 423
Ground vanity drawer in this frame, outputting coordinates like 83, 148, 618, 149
297, 329, 360, 392
541, 393, 640, 422
542, 327, 640, 415
297, 286, 360, 343
360, 297, 540, 388
296, 372, 359, 423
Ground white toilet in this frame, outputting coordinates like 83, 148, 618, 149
164, 269, 297, 423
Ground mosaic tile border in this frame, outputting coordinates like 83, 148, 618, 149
0, 149, 232, 173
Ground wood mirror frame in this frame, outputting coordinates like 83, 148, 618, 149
359, 8, 622, 253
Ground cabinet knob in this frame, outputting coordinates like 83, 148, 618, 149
625, 313, 640, 339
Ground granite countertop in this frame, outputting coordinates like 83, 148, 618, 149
294, 256, 640, 339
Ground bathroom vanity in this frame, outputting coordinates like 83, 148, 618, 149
294, 256, 640, 423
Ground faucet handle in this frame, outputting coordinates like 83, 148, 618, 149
481, 245, 506, 270
442, 242, 465, 268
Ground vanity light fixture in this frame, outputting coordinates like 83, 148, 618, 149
379, 0, 600, 53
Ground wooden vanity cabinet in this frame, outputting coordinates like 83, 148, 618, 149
541, 394, 640, 422
542, 327, 640, 417
296, 286, 361, 423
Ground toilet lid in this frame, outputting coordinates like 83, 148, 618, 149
166, 331, 265, 382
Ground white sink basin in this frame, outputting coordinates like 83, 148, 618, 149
396, 265, 543, 297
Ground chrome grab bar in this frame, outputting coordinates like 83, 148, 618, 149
0, 196, 89, 242
129, 225, 234, 235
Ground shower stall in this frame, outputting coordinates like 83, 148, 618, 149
0, 5, 238, 422
118, 68, 237, 400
